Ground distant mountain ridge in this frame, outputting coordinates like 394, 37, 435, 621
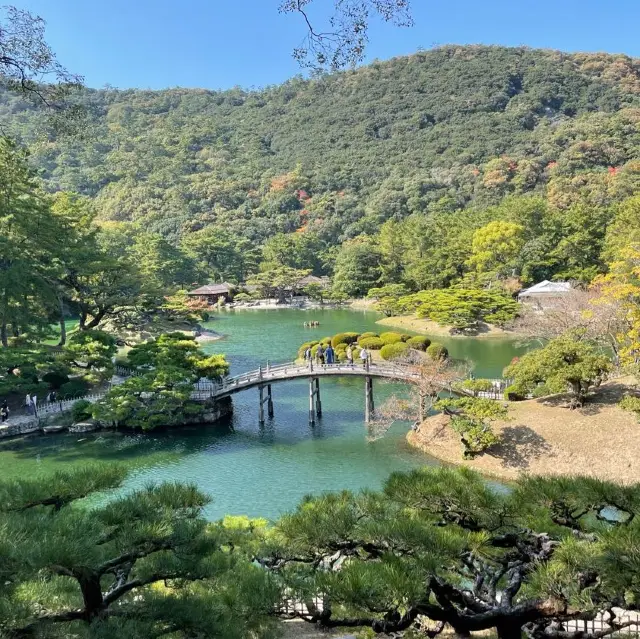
1, 44, 639, 242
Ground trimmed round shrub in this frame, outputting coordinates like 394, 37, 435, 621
426, 343, 448, 360
358, 336, 384, 350
331, 332, 360, 348
406, 336, 431, 351
42, 371, 70, 390
358, 332, 379, 339
400, 334, 412, 342
71, 399, 93, 422
380, 342, 409, 361
504, 385, 526, 401
379, 331, 404, 345
320, 336, 333, 346
58, 379, 90, 400
298, 341, 319, 357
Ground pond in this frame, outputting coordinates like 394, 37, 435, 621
0, 308, 528, 521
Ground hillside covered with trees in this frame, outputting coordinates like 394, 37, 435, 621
1, 44, 640, 304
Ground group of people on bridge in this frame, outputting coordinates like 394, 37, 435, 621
303, 344, 371, 368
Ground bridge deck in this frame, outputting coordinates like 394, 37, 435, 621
206, 361, 424, 399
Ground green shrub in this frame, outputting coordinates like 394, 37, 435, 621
331, 332, 360, 348
380, 342, 409, 361
58, 379, 90, 400
320, 336, 333, 346
297, 341, 319, 357
358, 332, 378, 339
619, 395, 640, 417
358, 336, 384, 350
450, 416, 500, 459
426, 343, 448, 360
504, 385, 526, 401
406, 336, 430, 351
379, 331, 404, 345
71, 399, 93, 422
400, 334, 412, 342
42, 371, 70, 390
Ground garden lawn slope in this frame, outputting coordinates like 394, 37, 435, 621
377, 315, 516, 339
408, 378, 640, 483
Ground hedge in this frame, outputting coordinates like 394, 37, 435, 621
58, 379, 91, 400
380, 342, 409, 361
358, 332, 379, 339
426, 343, 449, 360
331, 332, 360, 348
358, 336, 385, 350
71, 399, 93, 422
379, 331, 404, 345
504, 385, 526, 401
42, 371, 70, 390
405, 336, 430, 351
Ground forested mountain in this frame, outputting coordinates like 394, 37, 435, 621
2, 45, 640, 285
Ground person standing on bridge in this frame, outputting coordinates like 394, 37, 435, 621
316, 344, 325, 365
346, 344, 354, 366
304, 346, 312, 362
359, 346, 369, 368
325, 344, 335, 365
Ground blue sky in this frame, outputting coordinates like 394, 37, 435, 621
15, 0, 640, 90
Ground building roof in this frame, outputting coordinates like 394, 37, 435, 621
187, 283, 231, 295
298, 275, 331, 286
519, 280, 572, 296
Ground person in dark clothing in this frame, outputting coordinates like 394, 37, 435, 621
1, 400, 8, 422
325, 345, 335, 364
316, 344, 325, 365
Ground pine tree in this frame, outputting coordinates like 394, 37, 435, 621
0, 466, 278, 638
261, 466, 640, 639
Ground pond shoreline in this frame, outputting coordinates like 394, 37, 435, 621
376, 315, 519, 340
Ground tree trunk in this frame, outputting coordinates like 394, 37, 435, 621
0, 322, 7, 348
84, 307, 107, 330
77, 572, 105, 620
496, 620, 523, 639
58, 297, 67, 346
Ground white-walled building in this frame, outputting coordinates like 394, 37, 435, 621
518, 280, 572, 308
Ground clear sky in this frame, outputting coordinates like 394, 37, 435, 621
14, 0, 640, 90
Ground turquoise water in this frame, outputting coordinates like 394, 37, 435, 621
0, 309, 527, 521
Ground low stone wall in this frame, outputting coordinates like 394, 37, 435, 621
0, 397, 233, 440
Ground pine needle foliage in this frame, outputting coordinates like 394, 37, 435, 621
0, 465, 279, 638
260, 466, 640, 639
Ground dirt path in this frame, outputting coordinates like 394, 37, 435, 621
408, 379, 640, 484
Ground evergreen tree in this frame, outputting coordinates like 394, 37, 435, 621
0, 466, 279, 637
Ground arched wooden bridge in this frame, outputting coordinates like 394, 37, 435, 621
191, 361, 506, 426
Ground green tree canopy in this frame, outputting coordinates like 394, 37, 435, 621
0, 466, 278, 637
504, 336, 612, 406
261, 466, 640, 639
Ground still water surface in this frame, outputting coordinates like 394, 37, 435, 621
0, 309, 527, 520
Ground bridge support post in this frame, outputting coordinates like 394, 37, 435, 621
267, 384, 274, 419
258, 385, 265, 426
365, 377, 374, 422
314, 378, 322, 417
309, 377, 315, 426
